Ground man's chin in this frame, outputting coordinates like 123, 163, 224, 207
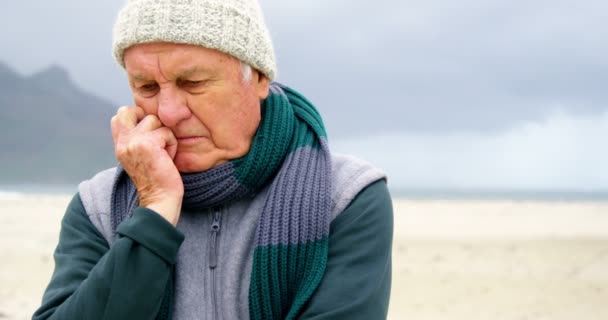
174, 153, 224, 173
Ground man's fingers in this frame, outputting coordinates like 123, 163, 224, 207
111, 106, 178, 162
111, 106, 158, 144
137, 114, 163, 132
115, 126, 177, 159
111, 106, 144, 143
133, 106, 145, 121
155, 127, 179, 160
116, 106, 143, 127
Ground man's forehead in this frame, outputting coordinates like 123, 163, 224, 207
124, 42, 233, 80
129, 67, 206, 81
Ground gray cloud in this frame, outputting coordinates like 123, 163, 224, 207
262, 0, 608, 136
1, 0, 607, 138
333, 110, 608, 190
0, 0, 130, 106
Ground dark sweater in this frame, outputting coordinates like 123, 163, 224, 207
33, 179, 393, 319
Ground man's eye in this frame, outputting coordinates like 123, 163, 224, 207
139, 83, 158, 91
181, 80, 204, 87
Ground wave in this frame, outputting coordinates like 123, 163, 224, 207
0, 190, 27, 200
0, 185, 75, 198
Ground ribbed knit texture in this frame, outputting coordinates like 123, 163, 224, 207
110, 83, 330, 319
112, 0, 277, 80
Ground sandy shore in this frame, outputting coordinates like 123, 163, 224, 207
1, 194, 608, 319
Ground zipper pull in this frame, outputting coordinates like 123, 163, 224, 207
209, 211, 221, 269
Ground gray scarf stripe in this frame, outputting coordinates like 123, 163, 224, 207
110, 160, 249, 239
255, 138, 331, 246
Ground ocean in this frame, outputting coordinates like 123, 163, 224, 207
391, 188, 608, 202
3, 184, 608, 202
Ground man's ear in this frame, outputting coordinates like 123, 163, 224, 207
254, 71, 270, 99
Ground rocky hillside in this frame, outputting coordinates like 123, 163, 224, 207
0, 62, 117, 184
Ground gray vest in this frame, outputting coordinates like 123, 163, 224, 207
78, 153, 386, 320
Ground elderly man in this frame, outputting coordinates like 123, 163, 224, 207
33, 0, 393, 319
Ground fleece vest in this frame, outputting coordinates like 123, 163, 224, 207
78, 153, 385, 320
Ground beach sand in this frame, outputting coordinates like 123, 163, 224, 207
1, 194, 608, 319
390, 200, 608, 320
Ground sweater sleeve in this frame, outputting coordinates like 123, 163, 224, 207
32, 193, 185, 320
299, 179, 393, 319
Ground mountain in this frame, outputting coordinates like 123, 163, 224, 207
0, 62, 118, 184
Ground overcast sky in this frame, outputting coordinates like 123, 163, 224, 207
1, 0, 607, 191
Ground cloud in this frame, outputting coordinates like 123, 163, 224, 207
0, 1, 607, 136
0, 1, 606, 191
0, 1, 130, 107
261, 0, 608, 136
332, 109, 608, 190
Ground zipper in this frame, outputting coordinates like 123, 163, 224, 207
209, 209, 221, 319
209, 210, 221, 268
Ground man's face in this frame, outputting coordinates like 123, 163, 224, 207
123, 42, 270, 173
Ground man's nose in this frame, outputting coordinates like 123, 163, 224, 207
157, 87, 191, 127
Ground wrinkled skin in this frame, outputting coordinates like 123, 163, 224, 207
111, 42, 270, 225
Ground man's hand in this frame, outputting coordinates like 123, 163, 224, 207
111, 106, 183, 226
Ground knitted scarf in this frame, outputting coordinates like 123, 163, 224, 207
110, 83, 331, 320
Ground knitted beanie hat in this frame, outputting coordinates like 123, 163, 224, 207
112, 0, 277, 80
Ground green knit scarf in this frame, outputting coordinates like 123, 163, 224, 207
111, 83, 331, 319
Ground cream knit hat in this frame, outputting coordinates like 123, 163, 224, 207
112, 0, 277, 80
